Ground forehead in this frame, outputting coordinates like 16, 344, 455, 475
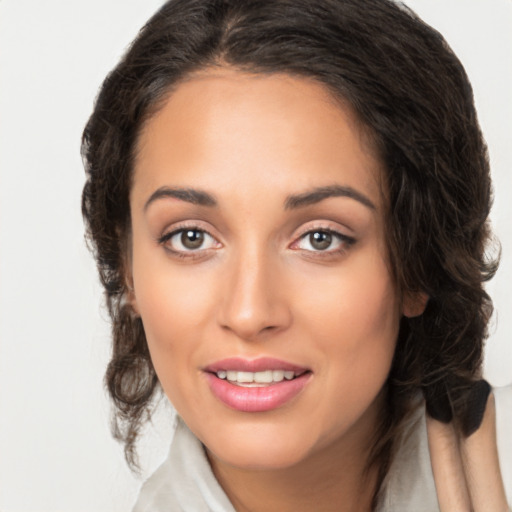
132, 69, 384, 209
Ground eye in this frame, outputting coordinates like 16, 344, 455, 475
293, 229, 354, 253
159, 228, 219, 253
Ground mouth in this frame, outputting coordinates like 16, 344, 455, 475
213, 369, 309, 387
203, 357, 312, 412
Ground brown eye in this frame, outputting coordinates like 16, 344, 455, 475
160, 227, 219, 254
309, 231, 332, 250
181, 229, 204, 249
292, 228, 355, 254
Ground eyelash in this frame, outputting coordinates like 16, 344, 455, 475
158, 224, 219, 259
291, 227, 356, 257
157, 224, 356, 259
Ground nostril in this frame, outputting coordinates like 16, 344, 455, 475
216, 267, 292, 340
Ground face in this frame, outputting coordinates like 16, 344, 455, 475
129, 70, 407, 470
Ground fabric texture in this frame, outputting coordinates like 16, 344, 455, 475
133, 385, 512, 512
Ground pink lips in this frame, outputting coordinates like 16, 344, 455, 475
203, 357, 312, 413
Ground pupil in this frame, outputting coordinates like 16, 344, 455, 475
181, 230, 204, 249
310, 231, 331, 250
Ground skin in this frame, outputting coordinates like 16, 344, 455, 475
427, 395, 509, 512
128, 70, 422, 512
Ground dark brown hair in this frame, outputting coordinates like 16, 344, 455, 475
82, 0, 498, 504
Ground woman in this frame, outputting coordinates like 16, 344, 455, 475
81, 0, 511, 510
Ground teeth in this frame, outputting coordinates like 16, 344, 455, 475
215, 369, 300, 385
254, 370, 273, 383
237, 371, 254, 383
272, 370, 284, 382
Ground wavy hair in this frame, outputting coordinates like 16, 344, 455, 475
81, 0, 498, 505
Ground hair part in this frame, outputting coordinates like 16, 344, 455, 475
82, 0, 498, 505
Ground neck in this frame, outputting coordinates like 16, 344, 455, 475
207, 396, 385, 512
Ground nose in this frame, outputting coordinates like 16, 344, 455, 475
217, 247, 292, 341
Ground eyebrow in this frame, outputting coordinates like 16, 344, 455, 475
144, 184, 375, 212
144, 187, 217, 211
284, 185, 376, 210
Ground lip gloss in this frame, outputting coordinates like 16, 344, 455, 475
204, 372, 311, 412
203, 357, 312, 412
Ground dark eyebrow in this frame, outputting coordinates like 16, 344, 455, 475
144, 187, 217, 211
284, 185, 376, 210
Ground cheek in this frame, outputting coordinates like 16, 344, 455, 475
134, 274, 211, 347
296, 252, 400, 348
294, 255, 400, 416
132, 271, 210, 415
130, 239, 215, 381
131, 220, 213, 324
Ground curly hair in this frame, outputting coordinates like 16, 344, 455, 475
81, 0, 498, 503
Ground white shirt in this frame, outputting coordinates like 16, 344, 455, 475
133, 385, 512, 511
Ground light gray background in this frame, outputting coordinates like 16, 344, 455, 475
0, 1, 510, 510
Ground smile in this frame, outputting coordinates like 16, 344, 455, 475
203, 357, 312, 412
216, 369, 299, 386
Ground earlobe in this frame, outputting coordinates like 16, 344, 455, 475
122, 242, 140, 315
124, 272, 140, 316
402, 291, 428, 318
126, 285, 140, 316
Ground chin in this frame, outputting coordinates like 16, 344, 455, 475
212, 443, 309, 471
202, 421, 317, 470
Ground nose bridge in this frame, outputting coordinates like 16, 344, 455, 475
218, 239, 289, 340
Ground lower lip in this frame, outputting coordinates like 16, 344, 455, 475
204, 372, 312, 412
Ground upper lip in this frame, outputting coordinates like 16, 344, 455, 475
203, 357, 310, 374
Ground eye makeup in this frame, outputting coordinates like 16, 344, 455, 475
156, 219, 357, 263
157, 221, 221, 260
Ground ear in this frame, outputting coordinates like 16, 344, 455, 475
122, 249, 140, 316
124, 276, 140, 316
402, 291, 428, 318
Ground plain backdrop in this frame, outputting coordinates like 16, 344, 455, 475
0, 1, 511, 510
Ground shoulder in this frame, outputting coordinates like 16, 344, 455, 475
494, 384, 512, 505
132, 416, 235, 512
132, 415, 181, 512
377, 402, 439, 512
379, 385, 512, 512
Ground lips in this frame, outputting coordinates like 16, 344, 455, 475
204, 357, 308, 373
203, 357, 312, 412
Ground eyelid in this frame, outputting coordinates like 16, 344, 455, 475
158, 218, 219, 238
292, 220, 354, 241
157, 221, 222, 256
289, 222, 356, 253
